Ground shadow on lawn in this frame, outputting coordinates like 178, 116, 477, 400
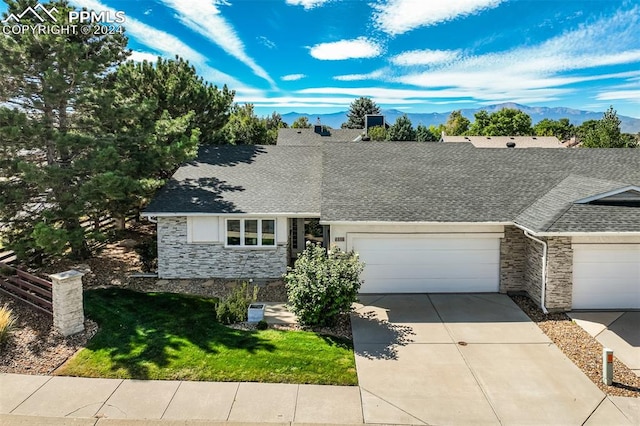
83, 288, 276, 379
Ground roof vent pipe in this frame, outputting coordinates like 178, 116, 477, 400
506, 142, 516, 148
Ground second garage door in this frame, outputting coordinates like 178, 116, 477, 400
350, 234, 500, 293
572, 244, 640, 309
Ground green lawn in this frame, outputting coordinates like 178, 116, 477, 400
57, 288, 357, 385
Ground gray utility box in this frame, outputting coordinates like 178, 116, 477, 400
248, 303, 266, 323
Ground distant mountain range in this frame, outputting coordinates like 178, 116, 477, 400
282, 103, 640, 134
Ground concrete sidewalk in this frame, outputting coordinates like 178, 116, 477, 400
569, 311, 640, 377
0, 373, 363, 424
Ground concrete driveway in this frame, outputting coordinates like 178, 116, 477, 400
352, 294, 622, 425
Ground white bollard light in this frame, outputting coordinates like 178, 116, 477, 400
602, 348, 613, 386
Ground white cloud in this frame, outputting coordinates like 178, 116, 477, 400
391, 49, 461, 66
159, 0, 275, 86
310, 37, 382, 60
129, 51, 159, 63
390, 7, 640, 104
286, 0, 331, 10
234, 95, 423, 108
281, 74, 306, 81
257, 36, 276, 49
71, 0, 244, 88
596, 90, 640, 102
299, 86, 475, 100
334, 70, 385, 81
373, 0, 504, 36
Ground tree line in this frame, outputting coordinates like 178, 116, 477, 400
335, 97, 638, 148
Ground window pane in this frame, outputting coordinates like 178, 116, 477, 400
227, 220, 241, 245
245, 220, 258, 246
262, 220, 275, 246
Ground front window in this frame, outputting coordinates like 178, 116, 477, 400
226, 219, 276, 247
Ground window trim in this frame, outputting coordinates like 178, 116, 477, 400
225, 218, 277, 248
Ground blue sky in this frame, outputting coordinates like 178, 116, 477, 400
4, 1, 640, 117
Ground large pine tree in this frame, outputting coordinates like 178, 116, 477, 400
0, 0, 129, 260
342, 97, 381, 129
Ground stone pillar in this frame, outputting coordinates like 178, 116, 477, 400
49, 270, 85, 336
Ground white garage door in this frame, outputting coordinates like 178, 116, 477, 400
573, 244, 640, 309
350, 234, 500, 293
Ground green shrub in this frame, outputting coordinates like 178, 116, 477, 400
135, 235, 158, 272
216, 282, 258, 324
284, 243, 364, 327
0, 304, 17, 346
256, 319, 269, 330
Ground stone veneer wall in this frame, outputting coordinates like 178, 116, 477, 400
499, 225, 526, 293
544, 237, 573, 311
523, 236, 544, 308
157, 217, 288, 279
522, 234, 573, 312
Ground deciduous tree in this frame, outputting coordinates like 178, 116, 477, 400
291, 116, 311, 128
367, 126, 387, 141
533, 118, 574, 141
215, 103, 270, 145
443, 110, 470, 136
467, 108, 532, 136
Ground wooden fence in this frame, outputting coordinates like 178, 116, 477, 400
0, 215, 137, 266
0, 262, 53, 316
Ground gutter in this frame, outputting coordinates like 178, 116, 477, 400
523, 231, 549, 314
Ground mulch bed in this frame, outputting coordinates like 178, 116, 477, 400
0, 294, 97, 375
512, 295, 639, 398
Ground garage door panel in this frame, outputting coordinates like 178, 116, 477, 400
573, 244, 640, 310
362, 278, 498, 293
360, 250, 499, 265
351, 234, 499, 293
364, 263, 498, 280
575, 249, 639, 263
360, 237, 497, 251
574, 263, 639, 280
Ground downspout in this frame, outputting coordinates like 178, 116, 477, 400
523, 231, 549, 314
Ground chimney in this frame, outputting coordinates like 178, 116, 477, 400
314, 118, 330, 136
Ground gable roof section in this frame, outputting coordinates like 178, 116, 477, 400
545, 204, 640, 233
574, 185, 640, 204
145, 145, 321, 215
277, 128, 362, 146
514, 175, 630, 233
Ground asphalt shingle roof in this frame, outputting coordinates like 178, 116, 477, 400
321, 142, 640, 232
146, 142, 640, 233
277, 128, 362, 146
514, 175, 627, 232
145, 145, 321, 214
